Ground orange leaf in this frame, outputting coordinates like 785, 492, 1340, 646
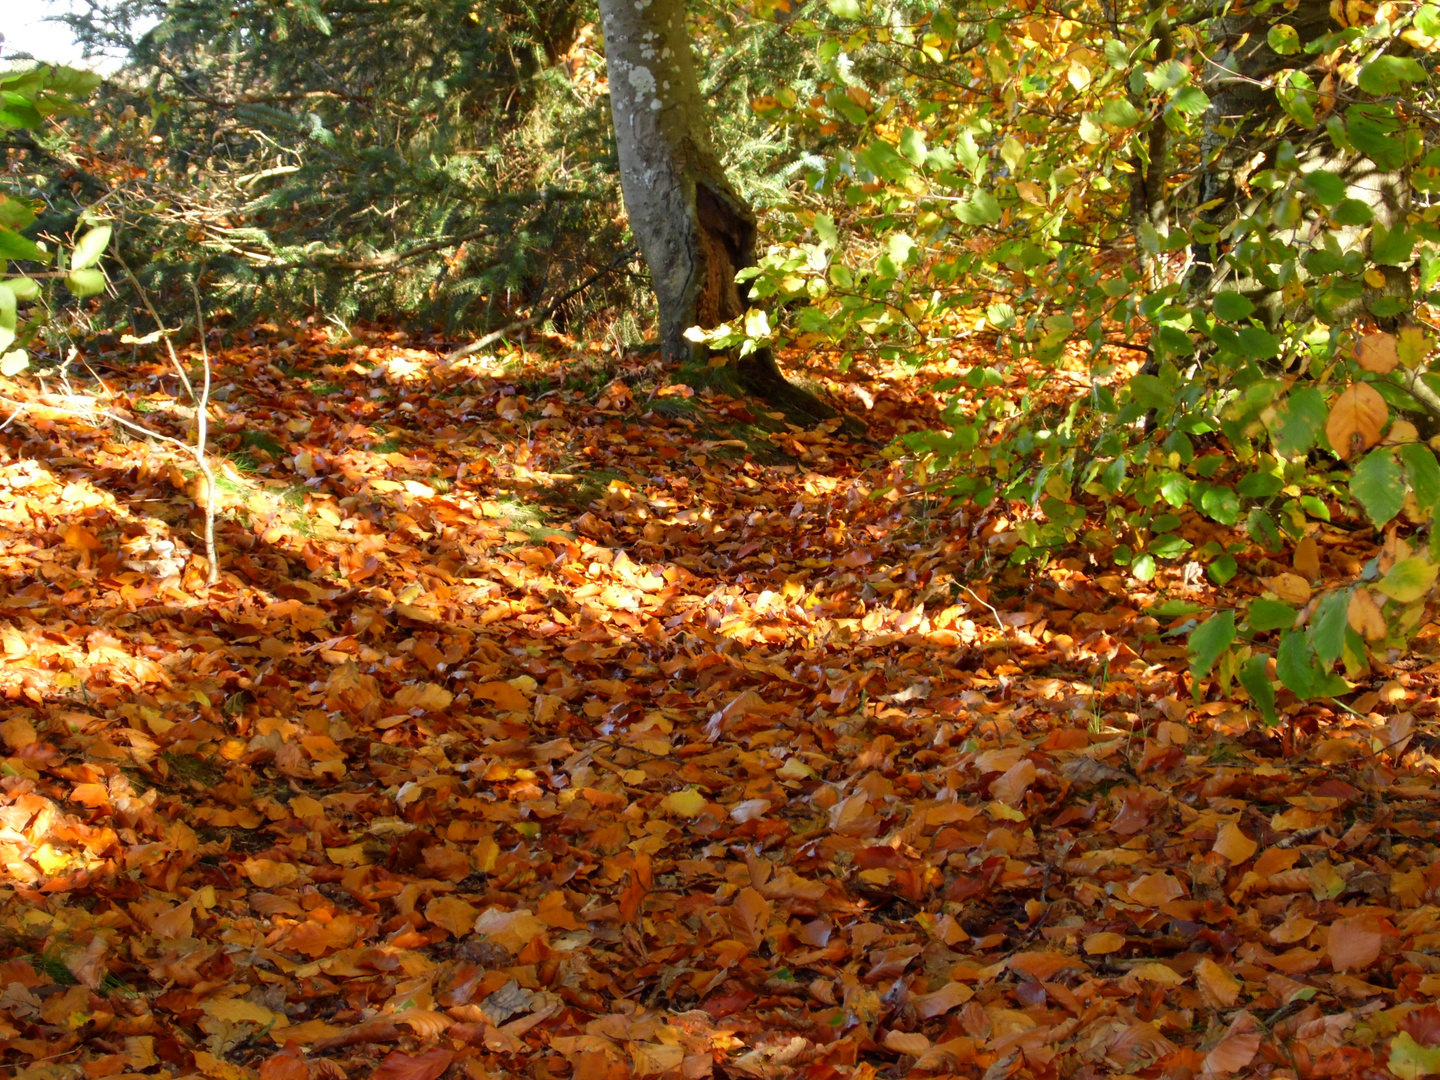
1356, 331, 1399, 374
424, 896, 478, 938
989, 758, 1037, 805
1203, 1031, 1261, 1075
370, 1048, 454, 1080
1084, 932, 1125, 955
1212, 822, 1258, 864
260, 1051, 309, 1080
1326, 383, 1387, 459
473, 681, 531, 713
912, 982, 973, 1019
1195, 957, 1242, 1006
1128, 873, 1185, 907
1327, 915, 1384, 971
63, 523, 105, 552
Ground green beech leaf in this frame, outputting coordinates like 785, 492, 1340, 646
1310, 588, 1350, 666
0, 90, 42, 130
1149, 533, 1191, 559
1248, 598, 1297, 632
1208, 554, 1238, 585
955, 189, 1001, 225
0, 194, 37, 230
1377, 557, 1438, 603
1273, 387, 1327, 457
0, 227, 47, 263
1357, 55, 1428, 96
1213, 291, 1255, 321
1099, 98, 1141, 127
1238, 471, 1283, 498
1170, 86, 1209, 115
1276, 630, 1316, 697
64, 268, 107, 297
1239, 654, 1278, 726
1199, 484, 1239, 525
1189, 611, 1235, 681
1350, 448, 1405, 528
1301, 170, 1346, 206
1267, 24, 1300, 55
1372, 223, 1416, 266
70, 224, 112, 271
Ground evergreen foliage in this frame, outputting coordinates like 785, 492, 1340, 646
32, 0, 810, 340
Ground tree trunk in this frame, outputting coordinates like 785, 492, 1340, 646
595, 0, 841, 422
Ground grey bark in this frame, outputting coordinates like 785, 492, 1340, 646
595, 0, 842, 421
596, 0, 757, 366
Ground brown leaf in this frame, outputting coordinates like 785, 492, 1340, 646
369, 1048, 454, 1080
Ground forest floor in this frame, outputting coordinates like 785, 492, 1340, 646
0, 325, 1437, 1080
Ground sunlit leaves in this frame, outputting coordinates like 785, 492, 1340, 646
1326, 383, 1388, 460
1188, 611, 1235, 682
1357, 55, 1428, 95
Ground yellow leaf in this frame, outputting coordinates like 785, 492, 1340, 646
1348, 587, 1388, 640
193, 1050, 250, 1080
326, 843, 369, 867
661, 788, 707, 818
201, 998, 289, 1028
1130, 962, 1185, 985
1267, 572, 1312, 605
242, 857, 300, 888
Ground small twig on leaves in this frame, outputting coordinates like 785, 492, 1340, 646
98, 251, 221, 584
961, 584, 1005, 633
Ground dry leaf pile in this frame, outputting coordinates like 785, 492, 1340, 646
0, 328, 1438, 1080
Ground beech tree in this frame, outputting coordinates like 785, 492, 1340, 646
595, 0, 836, 417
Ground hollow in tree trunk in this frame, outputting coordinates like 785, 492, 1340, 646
595, 0, 841, 423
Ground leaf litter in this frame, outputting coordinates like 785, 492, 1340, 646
0, 326, 1437, 1080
